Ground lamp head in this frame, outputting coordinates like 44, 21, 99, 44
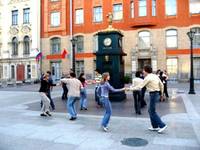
187, 30, 195, 40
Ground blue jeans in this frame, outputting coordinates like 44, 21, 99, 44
148, 92, 166, 128
67, 96, 79, 118
101, 97, 112, 127
80, 88, 87, 109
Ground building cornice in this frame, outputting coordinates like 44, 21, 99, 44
9, 0, 29, 4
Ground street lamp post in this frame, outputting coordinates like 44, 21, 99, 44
70, 37, 77, 73
187, 30, 196, 94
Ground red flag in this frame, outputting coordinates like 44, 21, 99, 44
62, 49, 68, 58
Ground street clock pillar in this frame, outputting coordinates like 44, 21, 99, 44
95, 29, 127, 101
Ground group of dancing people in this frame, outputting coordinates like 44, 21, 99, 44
39, 65, 167, 133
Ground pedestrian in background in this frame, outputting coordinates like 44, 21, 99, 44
46, 71, 56, 110
60, 72, 82, 121
131, 71, 143, 115
61, 73, 68, 100
97, 72, 125, 132
128, 65, 167, 133
140, 71, 147, 108
94, 69, 102, 108
39, 73, 52, 117
78, 73, 88, 110
163, 70, 169, 99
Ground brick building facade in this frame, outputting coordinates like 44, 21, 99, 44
41, 0, 200, 81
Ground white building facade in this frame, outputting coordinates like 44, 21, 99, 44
0, 0, 41, 83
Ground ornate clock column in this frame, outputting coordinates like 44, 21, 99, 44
95, 13, 127, 101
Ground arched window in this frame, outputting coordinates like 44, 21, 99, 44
12, 37, 18, 55
166, 29, 178, 48
76, 35, 84, 53
50, 37, 61, 54
191, 27, 200, 48
23, 36, 30, 55
138, 31, 150, 49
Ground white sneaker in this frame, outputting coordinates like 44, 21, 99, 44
148, 127, 160, 131
158, 125, 167, 133
102, 126, 108, 132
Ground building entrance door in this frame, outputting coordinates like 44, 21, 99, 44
51, 62, 61, 82
17, 64, 25, 81
138, 59, 151, 71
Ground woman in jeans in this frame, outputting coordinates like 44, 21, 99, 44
78, 73, 87, 110
97, 72, 125, 132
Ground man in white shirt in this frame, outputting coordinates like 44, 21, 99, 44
129, 65, 167, 133
131, 71, 143, 114
60, 72, 82, 120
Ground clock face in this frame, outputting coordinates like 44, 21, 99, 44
103, 38, 112, 46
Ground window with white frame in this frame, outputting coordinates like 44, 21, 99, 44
165, 0, 177, 16
152, 0, 156, 16
51, 12, 60, 27
75, 9, 84, 24
190, 0, 200, 14
11, 65, 15, 79
27, 65, 31, 79
139, 0, 147, 16
51, 37, 61, 54
138, 31, 150, 49
76, 36, 84, 53
166, 29, 178, 48
167, 58, 178, 79
130, 1, 134, 18
76, 60, 84, 77
93, 6, 102, 22
191, 27, 200, 48
12, 37, 18, 55
93, 35, 98, 52
194, 58, 200, 79
12, 10, 18, 25
113, 4, 123, 20
23, 36, 30, 55
23, 8, 30, 24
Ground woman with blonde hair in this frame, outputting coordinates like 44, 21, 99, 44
97, 72, 125, 132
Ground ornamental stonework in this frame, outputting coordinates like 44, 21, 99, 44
50, 3, 61, 11
9, 27, 19, 35
9, 0, 29, 4
21, 25, 31, 34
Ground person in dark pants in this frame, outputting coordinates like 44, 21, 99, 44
46, 71, 56, 110
131, 71, 143, 114
129, 65, 167, 133
140, 71, 147, 108
61, 74, 68, 100
163, 70, 169, 99
94, 69, 102, 108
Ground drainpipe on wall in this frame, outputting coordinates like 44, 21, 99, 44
70, 0, 73, 68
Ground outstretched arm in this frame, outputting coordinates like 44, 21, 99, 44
106, 82, 125, 92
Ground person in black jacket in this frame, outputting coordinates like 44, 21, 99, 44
39, 73, 52, 117
46, 71, 56, 110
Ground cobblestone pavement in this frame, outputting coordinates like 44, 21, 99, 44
0, 83, 199, 150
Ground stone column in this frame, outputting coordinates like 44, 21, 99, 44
151, 46, 157, 72
131, 46, 138, 77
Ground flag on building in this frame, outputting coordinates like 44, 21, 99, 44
36, 51, 42, 62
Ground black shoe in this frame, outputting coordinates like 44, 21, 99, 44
40, 113, 47, 117
69, 117, 77, 121
80, 108, 83, 110
83, 107, 88, 110
46, 111, 52, 116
